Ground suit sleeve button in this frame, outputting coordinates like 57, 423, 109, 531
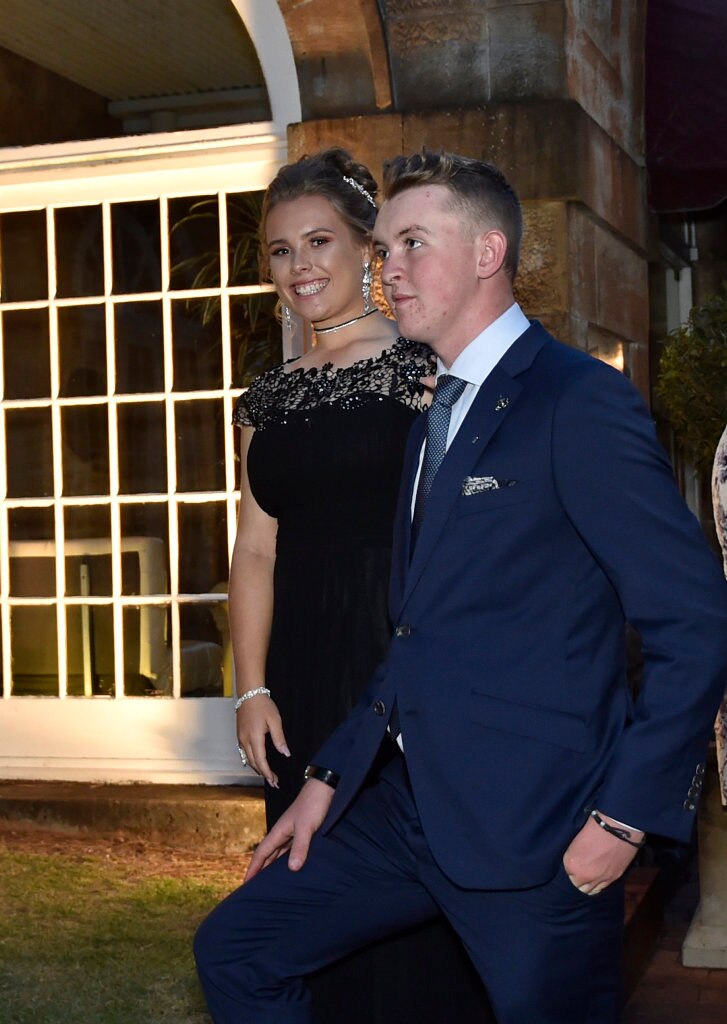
373, 700, 386, 716
696, 763, 705, 775
683, 799, 696, 812
394, 624, 411, 637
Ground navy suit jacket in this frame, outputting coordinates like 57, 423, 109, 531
314, 322, 727, 889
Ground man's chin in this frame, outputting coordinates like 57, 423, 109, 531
395, 312, 423, 340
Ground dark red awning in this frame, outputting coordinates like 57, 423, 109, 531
646, 0, 727, 212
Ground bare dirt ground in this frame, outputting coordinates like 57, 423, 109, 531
0, 817, 252, 882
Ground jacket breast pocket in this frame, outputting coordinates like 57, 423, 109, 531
456, 486, 529, 517
469, 688, 588, 752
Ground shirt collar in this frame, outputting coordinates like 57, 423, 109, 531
436, 303, 530, 386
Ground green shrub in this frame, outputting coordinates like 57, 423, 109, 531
655, 285, 727, 474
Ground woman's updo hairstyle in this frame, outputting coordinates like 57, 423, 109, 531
259, 148, 378, 279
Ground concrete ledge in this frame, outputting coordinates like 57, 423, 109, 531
682, 904, 727, 968
682, 755, 727, 970
0, 780, 266, 855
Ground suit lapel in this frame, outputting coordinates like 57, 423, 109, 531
389, 412, 427, 613
399, 366, 521, 610
396, 322, 551, 615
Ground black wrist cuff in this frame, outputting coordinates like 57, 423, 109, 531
304, 764, 340, 789
590, 810, 645, 848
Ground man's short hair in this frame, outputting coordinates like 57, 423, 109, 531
383, 148, 523, 281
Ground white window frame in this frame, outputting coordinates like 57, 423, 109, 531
0, 123, 289, 782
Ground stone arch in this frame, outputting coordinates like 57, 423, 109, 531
228, 0, 302, 127
276, 0, 392, 120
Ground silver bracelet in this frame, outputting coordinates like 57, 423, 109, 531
234, 686, 271, 712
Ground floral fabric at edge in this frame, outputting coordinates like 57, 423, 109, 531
711, 423, 727, 806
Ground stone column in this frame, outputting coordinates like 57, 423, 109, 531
285, 2, 650, 396
289, 99, 650, 401
682, 752, 727, 968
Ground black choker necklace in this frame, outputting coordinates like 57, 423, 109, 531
313, 308, 377, 335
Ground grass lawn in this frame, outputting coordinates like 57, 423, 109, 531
0, 832, 245, 1024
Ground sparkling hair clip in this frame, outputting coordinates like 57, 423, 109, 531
342, 175, 377, 208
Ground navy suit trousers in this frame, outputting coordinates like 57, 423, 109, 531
195, 750, 624, 1024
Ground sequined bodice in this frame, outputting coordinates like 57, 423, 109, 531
233, 337, 432, 431
233, 337, 432, 542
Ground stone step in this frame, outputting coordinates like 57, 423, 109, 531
0, 779, 266, 855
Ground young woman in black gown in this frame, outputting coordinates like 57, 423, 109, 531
228, 149, 492, 1024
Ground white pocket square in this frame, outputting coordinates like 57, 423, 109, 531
462, 476, 517, 496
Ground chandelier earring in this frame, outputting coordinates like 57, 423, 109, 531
362, 262, 373, 313
282, 305, 293, 331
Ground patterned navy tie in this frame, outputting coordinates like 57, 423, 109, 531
411, 374, 467, 548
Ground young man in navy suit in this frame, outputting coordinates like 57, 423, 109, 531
195, 151, 727, 1023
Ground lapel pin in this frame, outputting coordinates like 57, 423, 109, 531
472, 435, 479, 444
495, 396, 509, 411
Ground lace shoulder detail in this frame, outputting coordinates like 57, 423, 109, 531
233, 366, 283, 429
232, 337, 434, 431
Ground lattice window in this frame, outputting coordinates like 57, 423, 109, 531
0, 188, 280, 700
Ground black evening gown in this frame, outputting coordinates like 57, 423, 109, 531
233, 337, 494, 1024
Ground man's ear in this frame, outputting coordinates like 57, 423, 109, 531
475, 230, 507, 279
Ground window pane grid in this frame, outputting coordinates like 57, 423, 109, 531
5, 595, 228, 607
0, 500, 10, 697
2, 187, 273, 699
0, 286, 270, 311
161, 197, 182, 698
102, 198, 124, 699
219, 193, 239, 564
3, 493, 239, 508
46, 208, 70, 697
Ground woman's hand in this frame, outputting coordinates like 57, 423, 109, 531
236, 694, 290, 788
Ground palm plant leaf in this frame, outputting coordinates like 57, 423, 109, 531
170, 192, 281, 384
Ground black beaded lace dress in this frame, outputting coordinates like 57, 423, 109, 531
234, 337, 431, 821
233, 337, 493, 1024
